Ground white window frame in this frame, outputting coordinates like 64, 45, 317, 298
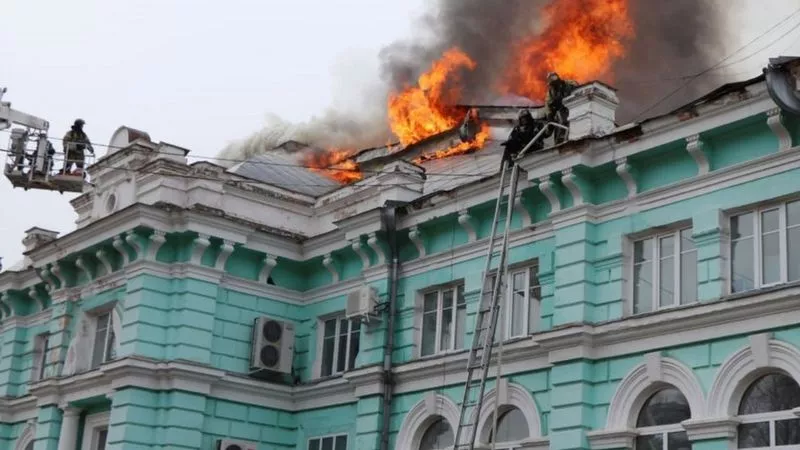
485, 264, 541, 340
729, 200, 800, 294
81, 411, 110, 450
736, 410, 800, 449
90, 311, 115, 369
31, 333, 49, 382
317, 315, 360, 377
630, 227, 697, 314
419, 283, 466, 357
307, 433, 348, 450
634, 424, 687, 450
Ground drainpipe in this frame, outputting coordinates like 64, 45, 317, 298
765, 57, 800, 115
380, 201, 402, 450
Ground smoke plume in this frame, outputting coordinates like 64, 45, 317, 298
222, 0, 729, 160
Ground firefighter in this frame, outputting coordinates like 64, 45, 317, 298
501, 109, 544, 163
62, 119, 94, 174
544, 72, 579, 144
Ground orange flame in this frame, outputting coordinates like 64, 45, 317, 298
302, 149, 363, 184
501, 0, 634, 100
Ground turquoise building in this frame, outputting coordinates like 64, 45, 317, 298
3, 60, 800, 450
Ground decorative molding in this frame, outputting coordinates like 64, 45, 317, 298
215, 240, 236, 271
75, 256, 93, 282
615, 157, 638, 198
145, 230, 168, 261
95, 249, 113, 276
14, 420, 35, 450
37, 267, 56, 292
458, 209, 477, 242
189, 234, 211, 266
112, 233, 129, 266
707, 338, 800, 417
323, 253, 339, 283
124, 233, 143, 261
396, 393, 462, 450
351, 237, 371, 269
258, 255, 278, 284
686, 134, 710, 175
767, 107, 792, 151
472, 382, 543, 443
537, 176, 561, 213
681, 417, 739, 441
605, 356, 705, 429
586, 429, 637, 450
367, 232, 386, 265
49, 263, 66, 290
0, 293, 12, 319
408, 226, 426, 258
28, 287, 46, 312
749, 333, 771, 368
561, 167, 585, 206
514, 193, 533, 227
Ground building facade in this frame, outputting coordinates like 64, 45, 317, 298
2, 64, 800, 450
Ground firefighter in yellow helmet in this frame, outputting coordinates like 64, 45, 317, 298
544, 72, 579, 144
62, 119, 94, 175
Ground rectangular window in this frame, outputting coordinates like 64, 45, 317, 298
731, 200, 800, 293
420, 284, 466, 357
484, 265, 541, 340
308, 435, 347, 450
32, 333, 49, 382
91, 312, 115, 369
632, 228, 697, 314
320, 317, 360, 377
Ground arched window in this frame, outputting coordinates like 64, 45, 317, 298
485, 407, 529, 448
737, 373, 800, 448
419, 418, 454, 450
635, 387, 691, 450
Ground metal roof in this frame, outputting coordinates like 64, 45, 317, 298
228, 151, 342, 197
418, 141, 504, 196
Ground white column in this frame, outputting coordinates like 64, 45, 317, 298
57, 406, 82, 450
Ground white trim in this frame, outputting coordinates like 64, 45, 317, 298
419, 283, 467, 357
605, 354, 705, 429
307, 434, 349, 450
473, 381, 542, 444
395, 393, 461, 450
707, 338, 800, 417
317, 315, 361, 378
80, 411, 110, 450
14, 420, 35, 450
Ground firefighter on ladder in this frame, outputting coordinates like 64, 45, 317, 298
61, 119, 94, 175
501, 109, 543, 164
544, 71, 579, 144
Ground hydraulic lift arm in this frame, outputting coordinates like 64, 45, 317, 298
0, 87, 50, 132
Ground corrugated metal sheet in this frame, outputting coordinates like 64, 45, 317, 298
419, 141, 504, 196
228, 151, 342, 197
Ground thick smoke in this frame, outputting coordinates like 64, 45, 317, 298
222, 0, 729, 160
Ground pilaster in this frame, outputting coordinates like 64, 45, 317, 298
55, 406, 80, 450
168, 278, 218, 364
34, 406, 62, 450
48, 301, 75, 377
549, 360, 593, 450
0, 325, 27, 397
692, 209, 726, 301
552, 223, 595, 326
354, 396, 382, 450
108, 387, 160, 448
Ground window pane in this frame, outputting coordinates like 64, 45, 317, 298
680, 250, 697, 305
762, 232, 781, 285
528, 268, 540, 334
455, 297, 466, 350
489, 408, 529, 443
634, 434, 661, 450
636, 387, 691, 426
334, 435, 348, 450
634, 239, 653, 264
321, 336, 335, 376
679, 229, 695, 251
762, 208, 780, 232
348, 322, 360, 370
738, 373, 800, 414
422, 311, 437, 356
424, 292, 438, 313
737, 422, 769, 449
336, 319, 348, 373
91, 316, 109, 369
420, 419, 453, 450
511, 272, 526, 336
659, 235, 674, 258
324, 319, 337, 338
666, 431, 690, 450
659, 254, 675, 307
731, 213, 754, 239
789, 226, 800, 282
633, 261, 652, 314
309, 439, 320, 450
321, 436, 334, 450
104, 327, 115, 362
97, 429, 108, 450
776, 418, 800, 445
440, 291, 454, 351
731, 237, 755, 293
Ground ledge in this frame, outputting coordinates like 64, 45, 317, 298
586, 429, 636, 449
681, 417, 739, 441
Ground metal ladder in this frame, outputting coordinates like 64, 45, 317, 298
452, 123, 564, 450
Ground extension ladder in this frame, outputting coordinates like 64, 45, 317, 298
451, 122, 563, 450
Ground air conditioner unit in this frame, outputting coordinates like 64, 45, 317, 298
345, 285, 379, 320
250, 316, 294, 376
216, 439, 257, 450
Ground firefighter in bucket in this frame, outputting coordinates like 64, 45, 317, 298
62, 118, 94, 175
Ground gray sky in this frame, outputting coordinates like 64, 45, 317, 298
1, 0, 798, 267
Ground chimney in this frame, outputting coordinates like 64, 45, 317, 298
564, 81, 619, 141
22, 227, 58, 267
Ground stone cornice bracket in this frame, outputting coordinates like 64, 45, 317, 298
767, 107, 792, 151
49, 263, 67, 290
686, 134, 710, 175
259, 254, 278, 284
95, 249, 114, 276
458, 209, 477, 242
124, 232, 145, 262
323, 253, 340, 283
75, 256, 93, 282
561, 167, 585, 206
215, 240, 236, 271
513, 192, 533, 227
0, 293, 13, 319
145, 230, 168, 261
615, 157, 638, 199
37, 267, 57, 292
190, 234, 212, 266
112, 232, 130, 266
350, 237, 371, 269
408, 226, 426, 258
367, 232, 387, 265
28, 287, 46, 312
537, 176, 561, 213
